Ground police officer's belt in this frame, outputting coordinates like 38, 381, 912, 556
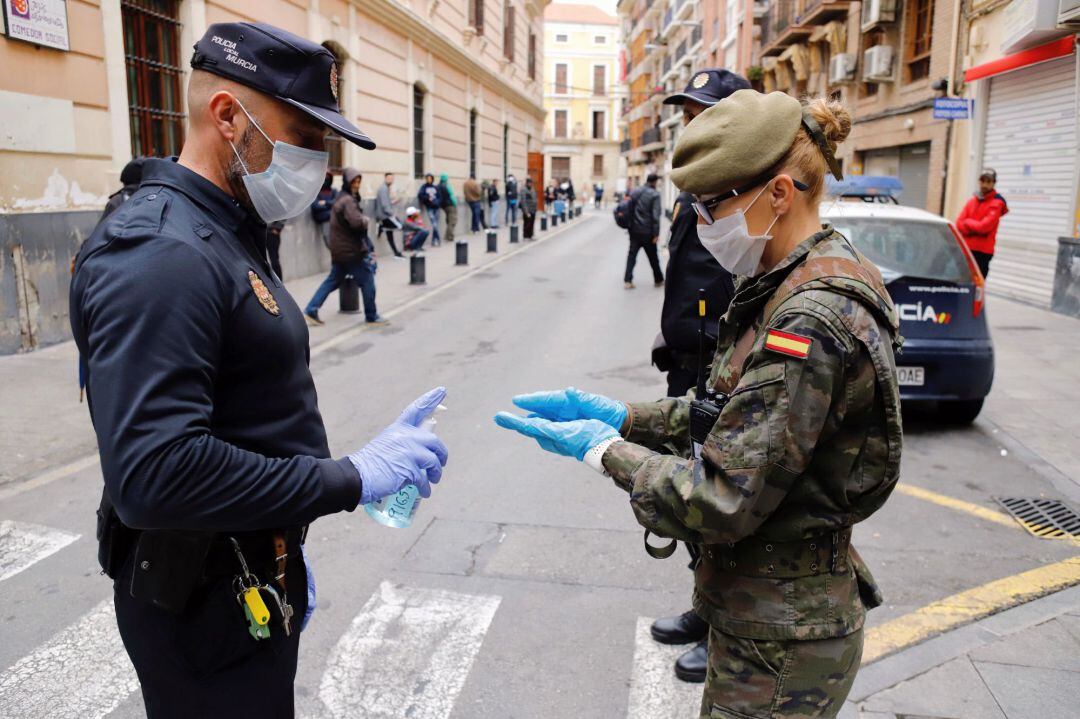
701, 528, 851, 579
200, 527, 307, 582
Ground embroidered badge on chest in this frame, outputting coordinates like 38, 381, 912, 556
764, 329, 812, 359
248, 270, 280, 316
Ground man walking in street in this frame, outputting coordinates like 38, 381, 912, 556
375, 172, 406, 259
439, 172, 458, 244
624, 172, 663, 289
418, 172, 442, 246
98, 157, 146, 222
68, 23, 447, 717
464, 173, 484, 233
647, 68, 751, 684
956, 168, 1008, 278
304, 168, 385, 326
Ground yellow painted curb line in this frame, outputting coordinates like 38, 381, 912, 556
863, 555, 1080, 663
894, 484, 1018, 529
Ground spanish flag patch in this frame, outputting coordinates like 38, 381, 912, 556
764, 329, 812, 359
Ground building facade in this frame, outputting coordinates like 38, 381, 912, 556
542, 3, 625, 204
0, 0, 548, 354
617, 0, 755, 209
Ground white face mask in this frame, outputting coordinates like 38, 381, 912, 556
697, 185, 779, 277
230, 99, 329, 223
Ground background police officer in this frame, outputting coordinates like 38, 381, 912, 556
70, 23, 448, 718
648, 68, 751, 683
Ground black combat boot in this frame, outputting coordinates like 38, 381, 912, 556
674, 640, 708, 683
650, 610, 708, 645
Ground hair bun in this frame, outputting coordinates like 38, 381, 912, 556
804, 97, 851, 149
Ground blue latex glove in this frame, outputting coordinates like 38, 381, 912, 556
512, 387, 628, 430
493, 413, 619, 461
301, 545, 316, 632
348, 387, 449, 503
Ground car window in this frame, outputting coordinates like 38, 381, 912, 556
830, 218, 970, 284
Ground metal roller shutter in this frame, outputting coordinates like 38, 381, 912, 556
982, 56, 1078, 306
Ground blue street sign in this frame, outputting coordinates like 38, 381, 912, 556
933, 97, 973, 120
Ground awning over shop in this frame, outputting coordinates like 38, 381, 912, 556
963, 35, 1076, 83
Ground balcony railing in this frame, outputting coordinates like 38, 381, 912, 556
676, 38, 687, 60
760, 0, 814, 55
641, 126, 662, 146
663, 54, 672, 76
691, 24, 702, 47
620, 138, 632, 153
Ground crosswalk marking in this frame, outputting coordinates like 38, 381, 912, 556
316, 581, 501, 719
0, 600, 138, 719
0, 520, 80, 583
627, 617, 702, 719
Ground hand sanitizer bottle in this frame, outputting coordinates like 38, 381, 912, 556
364, 405, 445, 528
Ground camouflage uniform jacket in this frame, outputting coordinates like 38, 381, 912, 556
602, 228, 903, 641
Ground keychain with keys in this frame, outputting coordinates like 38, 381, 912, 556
259, 583, 293, 637
230, 537, 272, 641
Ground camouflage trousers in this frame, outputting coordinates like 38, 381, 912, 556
699, 627, 863, 718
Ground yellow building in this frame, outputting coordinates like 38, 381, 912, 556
542, 2, 625, 204
0, 0, 548, 353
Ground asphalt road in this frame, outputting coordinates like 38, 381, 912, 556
0, 212, 1075, 718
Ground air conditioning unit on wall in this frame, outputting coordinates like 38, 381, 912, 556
862, 0, 898, 32
1058, 0, 1080, 27
863, 45, 895, 82
829, 53, 857, 84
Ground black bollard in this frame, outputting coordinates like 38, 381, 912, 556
540, 214, 547, 232
339, 275, 360, 313
509, 224, 519, 243
561, 211, 567, 222
552, 213, 559, 227
409, 254, 426, 285
486, 229, 497, 253
455, 241, 468, 266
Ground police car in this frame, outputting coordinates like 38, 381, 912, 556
821, 184, 993, 423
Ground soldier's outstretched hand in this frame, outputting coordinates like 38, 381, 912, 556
512, 387, 628, 430
493, 413, 619, 461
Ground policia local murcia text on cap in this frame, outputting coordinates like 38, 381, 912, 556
70, 22, 448, 717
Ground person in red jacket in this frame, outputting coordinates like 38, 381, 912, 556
956, 169, 1008, 277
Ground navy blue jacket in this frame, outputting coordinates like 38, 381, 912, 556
70, 159, 361, 532
661, 191, 736, 357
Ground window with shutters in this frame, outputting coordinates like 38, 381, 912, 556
904, 0, 934, 82
121, 0, 185, 157
593, 65, 606, 96
503, 3, 515, 62
555, 63, 569, 94
528, 32, 537, 80
592, 110, 606, 140
413, 85, 425, 178
592, 154, 604, 176
551, 156, 571, 180
554, 110, 568, 138
595, 35, 606, 44
555, 33, 568, 43
503, 123, 509, 179
469, 0, 485, 35
469, 109, 478, 179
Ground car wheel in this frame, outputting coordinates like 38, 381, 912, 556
939, 398, 984, 424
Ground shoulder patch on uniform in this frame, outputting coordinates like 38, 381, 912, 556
764, 329, 812, 359
248, 270, 280, 316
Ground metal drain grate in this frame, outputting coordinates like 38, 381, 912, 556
994, 497, 1080, 539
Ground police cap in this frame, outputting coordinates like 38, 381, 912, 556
671, 89, 843, 197
663, 68, 751, 107
191, 22, 375, 149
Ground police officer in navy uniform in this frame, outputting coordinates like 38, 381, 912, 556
647, 68, 751, 683
70, 23, 448, 718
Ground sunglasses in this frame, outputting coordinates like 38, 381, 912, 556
692, 176, 809, 225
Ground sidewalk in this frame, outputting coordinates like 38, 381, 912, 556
842, 585, 1080, 719
0, 211, 593, 489
978, 293, 1080, 501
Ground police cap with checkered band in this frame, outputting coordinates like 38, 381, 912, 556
191, 22, 375, 149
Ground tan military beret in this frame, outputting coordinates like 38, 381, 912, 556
671, 89, 803, 197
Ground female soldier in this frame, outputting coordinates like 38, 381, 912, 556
494, 90, 902, 718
